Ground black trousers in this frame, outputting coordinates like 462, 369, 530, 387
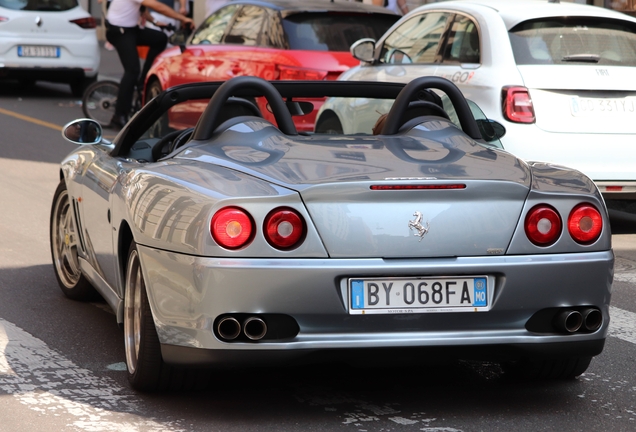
105, 23, 167, 117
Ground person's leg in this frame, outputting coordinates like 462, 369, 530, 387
137, 27, 168, 89
106, 25, 140, 125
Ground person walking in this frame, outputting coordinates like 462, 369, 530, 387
105, 0, 194, 129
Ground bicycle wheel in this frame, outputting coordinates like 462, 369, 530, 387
82, 80, 119, 126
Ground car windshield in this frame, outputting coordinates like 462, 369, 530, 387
509, 17, 636, 66
282, 13, 398, 51
0, 0, 77, 11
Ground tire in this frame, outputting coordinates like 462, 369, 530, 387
124, 241, 214, 391
145, 79, 163, 105
49, 180, 96, 300
316, 115, 344, 134
124, 241, 165, 391
82, 80, 119, 126
502, 356, 592, 380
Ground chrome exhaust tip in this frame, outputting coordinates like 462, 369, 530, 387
243, 317, 267, 341
554, 310, 583, 333
217, 316, 241, 340
581, 308, 603, 332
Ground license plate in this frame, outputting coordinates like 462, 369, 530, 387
18, 46, 60, 58
570, 96, 636, 117
348, 276, 489, 314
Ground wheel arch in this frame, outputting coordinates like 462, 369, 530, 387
315, 109, 344, 133
116, 219, 134, 324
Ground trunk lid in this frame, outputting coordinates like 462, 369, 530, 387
182, 121, 532, 258
517, 65, 636, 134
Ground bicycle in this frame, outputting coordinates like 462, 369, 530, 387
82, 80, 141, 127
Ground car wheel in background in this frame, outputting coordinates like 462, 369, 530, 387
49, 180, 96, 300
145, 79, 164, 104
315, 115, 344, 134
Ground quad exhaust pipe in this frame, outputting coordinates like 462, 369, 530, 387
553, 308, 603, 334
581, 307, 602, 332
217, 316, 241, 340
216, 315, 268, 341
554, 309, 583, 333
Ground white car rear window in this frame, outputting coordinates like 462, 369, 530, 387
509, 18, 636, 67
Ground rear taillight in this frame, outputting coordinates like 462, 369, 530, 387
502, 86, 535, 124
70, 17, 96, 29
0, 16, 9, 22
211, 207, 254, 249
568, 204, 602, 245
277, 65, 328, 81
525, 205, 561, 246
264, 207, 305, 250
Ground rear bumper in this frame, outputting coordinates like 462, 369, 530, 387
0, 66, 95, 82
138, 246, 613, 366
501, 125, 636, 189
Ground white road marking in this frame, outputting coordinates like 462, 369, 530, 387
0, 318, 185, 431
609, 306, 636, 345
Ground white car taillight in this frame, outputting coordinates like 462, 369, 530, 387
525, 204, 562, 246
568, 204, 602, 245
502, 86, 535, 124
70, 17, 96, 29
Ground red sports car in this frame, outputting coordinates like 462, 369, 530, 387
144, 0, 398, 131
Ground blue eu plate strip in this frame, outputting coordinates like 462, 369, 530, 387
473, 277, 487, 307
351, 280, 364, 309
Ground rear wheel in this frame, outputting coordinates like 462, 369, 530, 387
124, 241, 213, 391
82, 80, 119, 126
124, 242, 165, 391
502, 356, 592, 380
49, 180, 96, 300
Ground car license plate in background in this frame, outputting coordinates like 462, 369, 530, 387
570, 96, 635, 117
18, 46, 60, 58
349, 276, 488, 314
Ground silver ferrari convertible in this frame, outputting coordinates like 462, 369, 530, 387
51, 76, 614, 391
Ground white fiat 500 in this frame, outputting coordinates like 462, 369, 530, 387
316, 0, 636, 215
0, 0, 100, 96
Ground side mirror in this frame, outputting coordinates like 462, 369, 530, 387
169, 28, 192, 51
476, 119, 506, 142
62, 119, 103, 145
350, 38, 376, 63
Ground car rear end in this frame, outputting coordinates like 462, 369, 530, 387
0, 0, 99, 89
130, 121, 613, 371
496, 8, 636, 211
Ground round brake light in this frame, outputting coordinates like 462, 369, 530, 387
524, 205, 562, 246
211, 207, 254, 249
264, 207, 305, 250
568, 204, 602, 245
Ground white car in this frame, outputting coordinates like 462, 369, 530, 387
0, 0, 100, 96
316, 0, 636, 215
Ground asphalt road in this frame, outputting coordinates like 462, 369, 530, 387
0, 51, 636, 431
